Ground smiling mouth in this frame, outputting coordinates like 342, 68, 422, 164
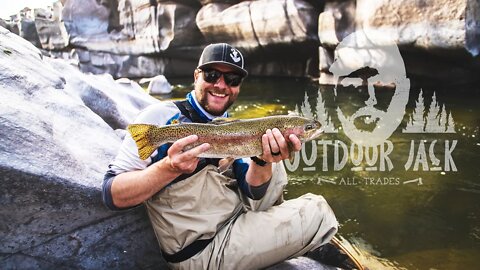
210, 92, 227, 98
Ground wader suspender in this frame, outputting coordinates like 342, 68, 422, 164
174, 99, 208, 124
157, 100, 220, 184
161, 100, 216, 263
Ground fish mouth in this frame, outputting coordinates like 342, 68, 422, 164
309, 127, 324, 140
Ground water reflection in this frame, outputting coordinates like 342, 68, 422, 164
290, 81, 479, 269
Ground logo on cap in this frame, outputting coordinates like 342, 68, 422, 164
230, 48, 241, 63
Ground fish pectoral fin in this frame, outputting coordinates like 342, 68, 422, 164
218, 157, 235, 174
211, 117, 240, 125
127, 124, 158, 160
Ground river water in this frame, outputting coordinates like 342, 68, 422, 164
156, 77, 480, 270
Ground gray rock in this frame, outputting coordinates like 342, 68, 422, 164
45, 58, 159, 130
318, 0, 480, 83
62, 0, 110, 37
0, 18, 7, 29
146, 75, 173, 95
68, 0, 203, 54
268, 256, 337, 270
34, 12, 69, 50
74, 48, 198, 78
318, 0, 480, 55
317, 0, 355, 49
17, 18, 42, 48
196, 0, 320, 77
196, 0, 319, 49
15, 0, 325, 78
357, 0, 479, 55
0, 26, 166, 269
466, 0, 480, 56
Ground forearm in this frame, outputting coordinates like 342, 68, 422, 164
246, 160, 272, 186
111, 158, 180, 208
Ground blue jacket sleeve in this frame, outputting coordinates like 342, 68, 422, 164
233, 159, 271, 200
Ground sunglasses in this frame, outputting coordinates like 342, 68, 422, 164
199, 68, 244, 87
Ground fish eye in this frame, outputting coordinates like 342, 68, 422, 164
305, 124, 313, 130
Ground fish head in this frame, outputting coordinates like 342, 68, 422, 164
301, 119, 323, 142
285, 117, 323, 142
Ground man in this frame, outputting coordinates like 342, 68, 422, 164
103, 43, 338, 269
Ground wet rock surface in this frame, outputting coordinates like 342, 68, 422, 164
0, 26, 165, 269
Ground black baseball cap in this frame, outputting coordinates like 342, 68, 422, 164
197, 43, 248, 77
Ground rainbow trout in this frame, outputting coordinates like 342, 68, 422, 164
128, 115, 323, 160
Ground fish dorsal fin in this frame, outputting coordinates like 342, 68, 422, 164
211, 117, 239, 125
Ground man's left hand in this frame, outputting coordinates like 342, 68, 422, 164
260, 128, 301, 163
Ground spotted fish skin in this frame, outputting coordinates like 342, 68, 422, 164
127, 115, 323, 160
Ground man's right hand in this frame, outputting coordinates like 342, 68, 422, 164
162, 135, 211, 175
111, 135, 210, 208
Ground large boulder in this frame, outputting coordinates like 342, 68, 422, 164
196, 0, 321, 76
67, 0, 203, 54
50, 0, 204, 78
73, 47, 199, 78
318, 0, 480, 53
17, 18, 42, 47
62, 0, 111, 37
196, 0, 319, 48
0, 26, 166, 269
318, 0, 480, 83
0, 18, 7, 29
45, 58, 159, 130
145, 75, 173, 95
34, 2, 70, 50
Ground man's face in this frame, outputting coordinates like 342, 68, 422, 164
194, 64, 242, 116
329, 31, 410, 146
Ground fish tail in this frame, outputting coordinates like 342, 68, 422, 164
127, 124, 159, 160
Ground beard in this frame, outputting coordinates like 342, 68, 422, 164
195, 84, 237, 116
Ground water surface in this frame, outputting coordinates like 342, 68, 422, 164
156, 77, 480, 269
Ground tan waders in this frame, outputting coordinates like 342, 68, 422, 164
145, 162, 338, 269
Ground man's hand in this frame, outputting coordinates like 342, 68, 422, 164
246, 128, 301, 187
163, 135, 210, 175
261, 128, 301, 163
111, 135, 210, 208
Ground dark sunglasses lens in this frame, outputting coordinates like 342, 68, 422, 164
202, 69, 221, 83
202, 69, 243, 86
224, 73, 243, 86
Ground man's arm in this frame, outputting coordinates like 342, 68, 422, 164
246, 128, 301, 186
110, 135, 210, 208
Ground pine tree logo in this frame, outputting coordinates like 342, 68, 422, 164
296, 92, 338, 133
403, 89, 455, 133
